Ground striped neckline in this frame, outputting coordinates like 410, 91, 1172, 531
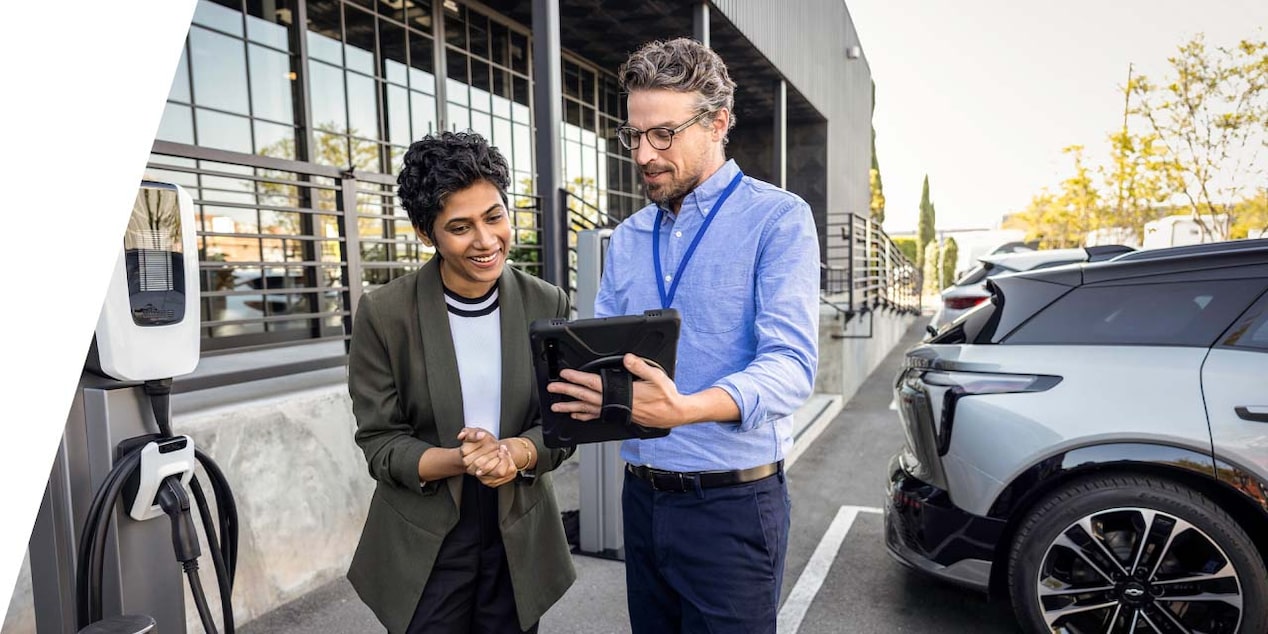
444, 285, 499, 317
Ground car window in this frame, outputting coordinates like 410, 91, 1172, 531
1004, 280, 1267, 347
1220, 289, 1268, 352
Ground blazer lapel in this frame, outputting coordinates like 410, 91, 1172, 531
497, 268, 532, 522
416, 258, 466, 507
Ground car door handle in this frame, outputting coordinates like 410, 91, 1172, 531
1235, 406, 1268, 423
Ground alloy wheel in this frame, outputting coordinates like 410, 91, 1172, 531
1036, 506, 1243, 633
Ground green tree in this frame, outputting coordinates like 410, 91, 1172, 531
1131, 34, 1268, 240
940, 237, 959, 288
891, 236, 918, 263
917, 175, 935, 269
922, 239, 941, 295
869, 81, 886, 225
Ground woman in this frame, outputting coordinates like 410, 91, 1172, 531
346, 131, 575, 634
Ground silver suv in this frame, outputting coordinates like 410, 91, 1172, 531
885, 239, 1268, 633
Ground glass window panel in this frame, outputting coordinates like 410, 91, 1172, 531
193, 0, 243, 36
202, 174, 255, 204
256, 173, 299, 208
195, 109, 253, 153
446, 50, 468, 92
245, 0, 293, 49
254, 120, 297, 159
190, 27, 250, 115
512, 124, 530, 174
446, 79, 468, 108
443, 2, 466, 49
563, 63, 580, 100
349, 137, 381, 171
312, 130, 348, 166
467, 11, 489, 60
386, 84, 411, 146
564, 139, 580, 182
393, 219, 415, 239
344, 7, 376, 76
260, 210, 303, 236
320, 238, 342, 262
410, 91, 437, 138
581, 67, 595, 103
489, 21, 508, 67
404, 0, 431, 33
157, 103, 195, 144
470, 111, 491, 141
169, 46, 191, 103
582, 105, 594, 131
491, 94, 510, 120
512, 75, 530, 110
512, 170, 532, 197
308, 60, 347, 134
248, 44, 295, 123
470, 60, 491, 112
346, 72, 380, 140
492, 117, 511, 157
408, 32, 435, 88
389, 144, 406, 174
509, 31, 527, 75
204, 206, 260, 235
305, 0, 343, 65
358, 216, 385, 240
260, 238, 303, 264
447, 103, 469, 131
380, 19, 408, 85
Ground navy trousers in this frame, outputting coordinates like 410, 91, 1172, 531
622, 468, 791, 634
406, 475, 536, 634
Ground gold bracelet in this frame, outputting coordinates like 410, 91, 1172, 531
512, 437, 534, 471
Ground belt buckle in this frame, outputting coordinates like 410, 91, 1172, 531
651, 471, 689, 492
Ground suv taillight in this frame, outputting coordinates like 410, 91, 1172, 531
945, 296, 988, 310
921, 370, 1062, 455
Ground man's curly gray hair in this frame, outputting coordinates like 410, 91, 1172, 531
618, 38, 737, 142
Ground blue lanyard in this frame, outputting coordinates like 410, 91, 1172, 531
653, 171, 745, 309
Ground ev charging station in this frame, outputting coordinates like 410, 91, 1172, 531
29, 182, 237, 634
574, 228, 626, 560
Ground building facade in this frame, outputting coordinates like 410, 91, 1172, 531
5, 1, 875, 631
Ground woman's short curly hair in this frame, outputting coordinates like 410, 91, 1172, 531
618, 38, 737, 142
397, 131, 510, 242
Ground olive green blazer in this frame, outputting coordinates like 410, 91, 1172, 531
346, 258, 576, 633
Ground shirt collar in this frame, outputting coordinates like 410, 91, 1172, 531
659, 159, 741, 219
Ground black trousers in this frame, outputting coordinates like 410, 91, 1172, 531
622, 468, 791, 634
406, 475, 536, 634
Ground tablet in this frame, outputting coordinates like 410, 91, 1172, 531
529, 309, 680, 447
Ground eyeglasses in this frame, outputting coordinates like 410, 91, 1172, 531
616, 111, 710, 151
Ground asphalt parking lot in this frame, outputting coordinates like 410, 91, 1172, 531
242, 320, 1027, 633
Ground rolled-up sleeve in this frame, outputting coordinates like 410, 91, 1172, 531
714, 199, 820, 432
348, 292, 434, 491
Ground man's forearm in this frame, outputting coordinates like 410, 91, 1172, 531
678, 387, 741, 426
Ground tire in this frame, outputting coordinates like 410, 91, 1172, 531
1007, 473, 1268, 633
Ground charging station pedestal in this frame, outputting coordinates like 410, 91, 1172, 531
30, 375, 188, 633
574, 229, 626, 560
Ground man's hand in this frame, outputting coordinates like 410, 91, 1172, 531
457, 428, 517, 487
544, 354, 691, 429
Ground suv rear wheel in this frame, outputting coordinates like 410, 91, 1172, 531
1007, 474, 1267, 633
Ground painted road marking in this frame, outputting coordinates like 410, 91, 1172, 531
777, 505, 883, 634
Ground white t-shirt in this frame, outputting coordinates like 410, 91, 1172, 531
445, 285, 502, 438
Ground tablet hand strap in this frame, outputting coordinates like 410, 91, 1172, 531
599, 368, 633, 425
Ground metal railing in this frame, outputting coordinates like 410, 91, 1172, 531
146, 141, 543, 384
822, 213, 921, 319
561, 188, 618, 302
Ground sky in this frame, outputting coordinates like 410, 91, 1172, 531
845, 0, 1268, 234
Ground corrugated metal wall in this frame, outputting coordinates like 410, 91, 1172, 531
711, 0, 872, 269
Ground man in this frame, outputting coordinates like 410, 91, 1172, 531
546, 38, 820, 633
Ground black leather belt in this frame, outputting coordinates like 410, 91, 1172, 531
626, 461, 783, 492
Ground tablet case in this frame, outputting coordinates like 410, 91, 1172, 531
529, 309, 680, 447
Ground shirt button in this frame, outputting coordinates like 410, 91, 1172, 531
675, 231, 683, 238
664, 275, 673, 282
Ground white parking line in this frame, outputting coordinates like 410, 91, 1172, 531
777, 505, 883, 634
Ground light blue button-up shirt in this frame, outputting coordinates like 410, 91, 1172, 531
595, 159, 820, 472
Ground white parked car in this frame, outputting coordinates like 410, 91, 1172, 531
929, 246, 1133, 331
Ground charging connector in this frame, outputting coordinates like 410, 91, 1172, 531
156, 476, 200, 563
